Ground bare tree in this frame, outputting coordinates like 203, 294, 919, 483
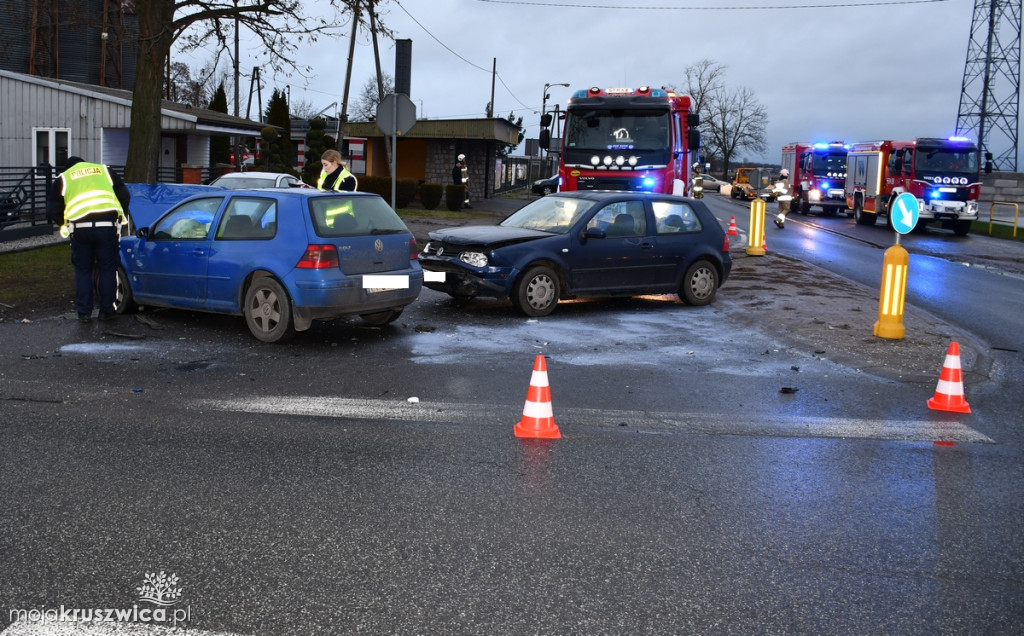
675, 59, 767, 178
126, 0, 372, 183
704, 86, 769, 179
352, 73, 394, 121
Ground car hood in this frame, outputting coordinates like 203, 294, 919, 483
427, 225, 551, 248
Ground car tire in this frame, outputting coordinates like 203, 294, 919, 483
513, 265, 560, 317
679, 260, 719, 306
244, 276, 295, 343
360, 308, 403, 326
953, 219, 972, 236
541, 186, 554, 196
113, 266, 138, 314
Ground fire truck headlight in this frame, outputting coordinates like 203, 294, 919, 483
628, 156, 638, 166
615, 156, 625, 166
809, 189, 821, 202
967, 201, 978, 215
603, 156, 613, 166
591, 156, 601, 166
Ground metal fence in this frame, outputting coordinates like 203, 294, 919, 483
494, 156, 558, 194
0, 165, 222, 235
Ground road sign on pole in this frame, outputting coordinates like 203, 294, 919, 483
376, 94, 417, 209
890, 192, 920, 235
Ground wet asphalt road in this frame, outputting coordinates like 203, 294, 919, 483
2, 195, 1023, 634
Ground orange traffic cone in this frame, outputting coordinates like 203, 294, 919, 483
727, 216, 739, 236
514, 354, 561, 439
927, 342, 971, 413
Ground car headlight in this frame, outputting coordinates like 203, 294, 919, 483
459, 251, 488, 267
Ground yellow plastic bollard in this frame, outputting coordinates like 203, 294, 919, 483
745, 198, 766, 256
874, 243, 908, 339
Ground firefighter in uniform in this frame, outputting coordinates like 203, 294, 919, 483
452, 153, 470, 208
47, 156, 130, 323
772, 168, 793, 229
317, 149, 358, 191
691, 163, 704, 199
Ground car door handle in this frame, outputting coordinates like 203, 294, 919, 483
192, 248, 206, 256
641, 242, 654, 250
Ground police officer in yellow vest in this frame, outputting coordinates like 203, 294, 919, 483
47, 156, 130, 323
317, 149, 357, 192
316, 149, 358, 229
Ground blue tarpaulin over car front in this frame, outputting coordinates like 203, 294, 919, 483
126, 183, 223, 231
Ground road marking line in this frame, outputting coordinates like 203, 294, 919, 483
197, 397, 994, 444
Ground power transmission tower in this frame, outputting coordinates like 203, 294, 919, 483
956, 0, 1022, 172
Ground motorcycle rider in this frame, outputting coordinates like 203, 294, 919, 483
773, 168, 793, 229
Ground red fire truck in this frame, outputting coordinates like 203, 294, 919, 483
545, 86, 701, 195
781, 141, 849, 216
844, 137, 980, 235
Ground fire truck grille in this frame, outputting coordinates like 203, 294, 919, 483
576, 176, 651, 192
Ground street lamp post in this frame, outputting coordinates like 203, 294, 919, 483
541, 82, 569, 169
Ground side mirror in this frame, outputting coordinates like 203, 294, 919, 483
539, 129, 550, 150
688, 130, 701, 151
540, 113, 552, 128
688, 113, 700, 127
136, 227, 150, 239
584, 226, 606, 240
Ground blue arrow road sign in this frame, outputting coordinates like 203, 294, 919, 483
890, 192, 919, 234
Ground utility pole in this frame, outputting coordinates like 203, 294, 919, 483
339, 0, 363, 151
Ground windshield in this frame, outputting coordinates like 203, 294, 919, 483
500, 196, 597, 234
916, 148, 978, 177
812, 152, 848, 179
563, 108, 671, 165
212, 176, 278, 188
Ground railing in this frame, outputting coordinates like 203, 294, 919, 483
988, 201, 1020, 238
0, 166, 56, 231
1, 165, 226, 236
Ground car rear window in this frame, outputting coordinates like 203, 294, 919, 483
652, 200, 702, 234
308, 195, 409, 237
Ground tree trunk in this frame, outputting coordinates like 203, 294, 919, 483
125, 0, 176, 184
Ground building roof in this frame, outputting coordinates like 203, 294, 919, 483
0, 68, 267, 136
344, 118, 521, 144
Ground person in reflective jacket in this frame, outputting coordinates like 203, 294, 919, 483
46, 156, 130, 323
773, 168, 793, 229
317, 149, 357, 191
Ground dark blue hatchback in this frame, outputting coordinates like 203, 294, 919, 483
117, 188, 422, 342
420, 191, 732, 316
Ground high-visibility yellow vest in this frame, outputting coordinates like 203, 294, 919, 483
61, 162, 127, 224
317, 167, 357, 191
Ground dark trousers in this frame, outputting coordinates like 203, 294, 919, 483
70, 226, 119, 316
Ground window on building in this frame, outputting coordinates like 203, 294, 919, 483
33, 128, 71, 169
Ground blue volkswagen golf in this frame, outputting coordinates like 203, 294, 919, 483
419, 191, 732, 316
116, 188, 422, 342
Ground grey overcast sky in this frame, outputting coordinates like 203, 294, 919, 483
184, 0, 1003, 164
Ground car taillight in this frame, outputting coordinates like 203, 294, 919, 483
409, 237, 418, 260
722, 236, 730, 252
296, 244, 339, 269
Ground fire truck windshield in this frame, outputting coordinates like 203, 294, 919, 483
916, 148, 978, 177
564, 109, 670, 164
812, 152, 848, 177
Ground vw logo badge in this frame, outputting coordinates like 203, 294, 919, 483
437, 247, 444, 256
374, 239, 383, 252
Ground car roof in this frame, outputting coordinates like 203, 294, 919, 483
545, 190, 696, 204
213, 171, 293, 179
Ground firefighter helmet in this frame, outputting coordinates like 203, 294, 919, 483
780, 169, 789, 177
458, 154, 466, 161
